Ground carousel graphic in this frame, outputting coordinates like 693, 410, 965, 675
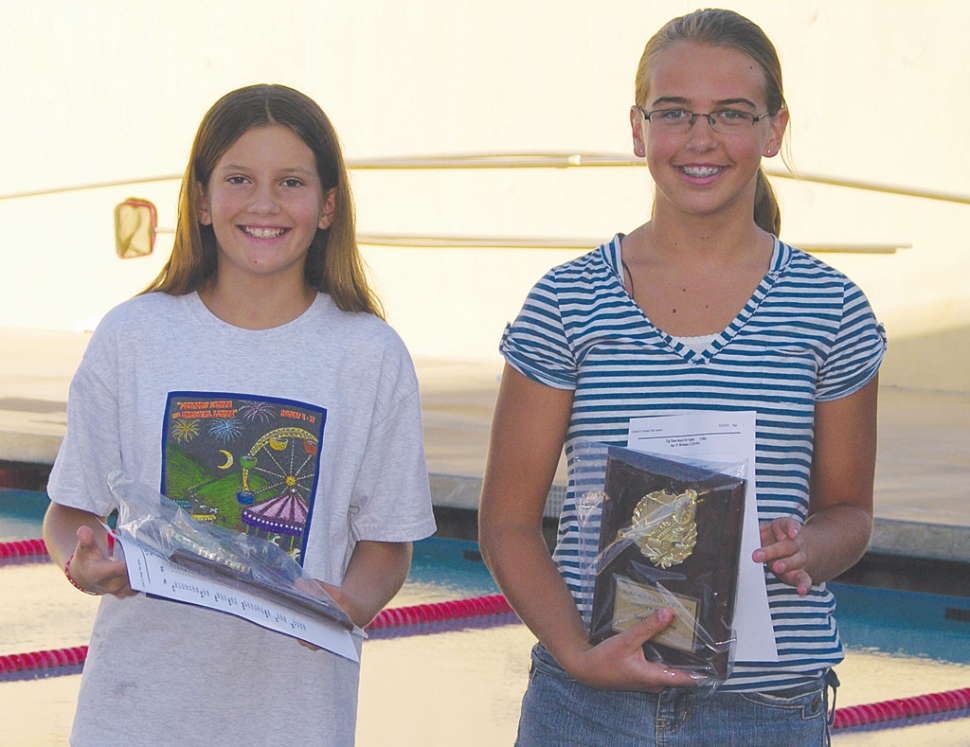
236, 426, 320, 554
164, 394, 327, 562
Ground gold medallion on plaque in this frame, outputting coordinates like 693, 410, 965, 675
620, 489, 698, 568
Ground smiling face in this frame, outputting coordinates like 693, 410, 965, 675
632, 41, 787, 226
198, 124, 336, 290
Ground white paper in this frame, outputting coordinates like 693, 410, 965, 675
627, 411, 778, 662
116, 534, 360, 663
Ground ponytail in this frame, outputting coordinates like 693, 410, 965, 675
754, 168, 781, 236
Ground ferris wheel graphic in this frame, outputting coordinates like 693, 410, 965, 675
236, 426, 319, 507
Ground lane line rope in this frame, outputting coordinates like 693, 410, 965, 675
2, 538, 968, 731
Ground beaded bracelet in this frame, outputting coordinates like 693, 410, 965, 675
64, 553, 102, 596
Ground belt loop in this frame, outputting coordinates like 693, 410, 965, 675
824, 669, 840, 726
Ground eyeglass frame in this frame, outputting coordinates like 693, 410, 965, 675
635, 105, 773, 131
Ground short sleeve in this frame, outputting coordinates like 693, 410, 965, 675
348, 350, 436, 543
815, 279, 887, 402
47, 323, 124, 517
500, 270, 579, 390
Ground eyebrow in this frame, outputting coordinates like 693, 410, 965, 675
650, 96, 759, 110
216, 163, 316, 175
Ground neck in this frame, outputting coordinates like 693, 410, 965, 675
199, 272, 317, 330
634, 207, 770, 268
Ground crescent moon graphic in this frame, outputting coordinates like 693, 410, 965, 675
217, 450, 234, 469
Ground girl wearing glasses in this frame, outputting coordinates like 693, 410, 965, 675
480, 9, 884, 746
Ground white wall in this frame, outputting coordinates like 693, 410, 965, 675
0, 0, 967, 390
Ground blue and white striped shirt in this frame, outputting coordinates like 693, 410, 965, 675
501, 234, 886, 692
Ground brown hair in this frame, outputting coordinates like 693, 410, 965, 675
143, 84, 383, 318
635, 9, 787, 235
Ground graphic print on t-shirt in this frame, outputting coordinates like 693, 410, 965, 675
161, 392, 327, 566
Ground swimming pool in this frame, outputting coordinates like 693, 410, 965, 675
2, 490, 969, 746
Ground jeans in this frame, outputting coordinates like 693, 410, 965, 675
515, 644, 837, 747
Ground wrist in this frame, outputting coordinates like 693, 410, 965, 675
64, 553, 102, 596
341, 592, 374, 629
546, 637, 594, 679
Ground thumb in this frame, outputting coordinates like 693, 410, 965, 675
626, 607, 675, 647
74, 525, 104, 561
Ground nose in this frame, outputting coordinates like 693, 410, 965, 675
685, 115, 717, 150
249, 181, 281, 214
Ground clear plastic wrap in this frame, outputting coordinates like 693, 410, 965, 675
577, 444, 748, 687
108, 471, 354, 632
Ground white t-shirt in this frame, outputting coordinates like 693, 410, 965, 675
49, 291, 436, 746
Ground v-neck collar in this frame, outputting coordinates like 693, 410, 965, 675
603, 233, 788, 364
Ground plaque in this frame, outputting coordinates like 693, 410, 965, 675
588, 447, 746, 680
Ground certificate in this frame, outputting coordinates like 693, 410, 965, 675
117, 533, 361, 663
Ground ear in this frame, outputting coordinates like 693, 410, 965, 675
764, 108, 789, 158
630, 106, 646, 158
197, 183, 212, 226
318, 188, 338, 230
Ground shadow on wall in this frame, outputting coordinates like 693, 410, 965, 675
881, 325, 970, 392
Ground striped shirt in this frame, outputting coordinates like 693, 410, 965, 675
500, 234, 886, 692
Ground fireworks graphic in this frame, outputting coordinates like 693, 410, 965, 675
238, 401, 277, 423
171, 419, 201, 443
209, 418, 245, 443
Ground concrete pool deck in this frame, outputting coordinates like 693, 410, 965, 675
1, 327, 968, 564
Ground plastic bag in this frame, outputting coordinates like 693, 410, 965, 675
108, 471, 354, 631
577, 444, 748, 688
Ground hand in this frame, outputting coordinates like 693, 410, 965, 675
560, 608, 699, 693
67, 525, 135, 597
312, 580, 364, 627
294, 579, 357, 651
753, 518, 812, 595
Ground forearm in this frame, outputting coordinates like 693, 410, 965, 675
478, 368, 696, 692
802, 503, 872, 584
332, 540, 413, 628
480, 515, 696, 692
42, 501, 132, 596
802, 377, 878, 585
480, 520, 591, 672
478, 366, 591, 671
42, 503, 109, 569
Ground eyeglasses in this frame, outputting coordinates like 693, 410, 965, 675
637, 106, 771, 132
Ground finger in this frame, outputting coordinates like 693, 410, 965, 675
97, 558, 136, 597
769, 551, 799, 575
770, 518, 799, 543
774, 564, 812, 593
293, 577, 318, 594
758, 521, 775, 546
757, 518, 789, 548
75, 524, 99, 552
314, 579, 340, 597
790, 570, 813, 596
73, 525, 110, 567
625, 612, 705, 687
753, 539, 791, 564
625, 607, 674, 648
755, 520, 803, 564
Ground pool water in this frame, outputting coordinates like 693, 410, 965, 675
832, 582, 970, 665
2, 493, 969, 746
0, 489, 50, 542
